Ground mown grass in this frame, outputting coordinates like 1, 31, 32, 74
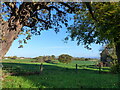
2, 59, 119, 88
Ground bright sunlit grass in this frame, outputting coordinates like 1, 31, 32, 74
2, 59, 119, 88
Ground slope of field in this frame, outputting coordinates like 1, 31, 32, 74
2, 59, 119, 88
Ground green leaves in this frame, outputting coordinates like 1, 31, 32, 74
66, 2, 120, 49
58, 54, 73, 64
18, 45, 23, 48
2, 2, 74, 40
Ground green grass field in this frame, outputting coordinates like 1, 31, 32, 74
2, 59, 119, 88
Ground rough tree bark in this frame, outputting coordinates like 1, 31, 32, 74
0, 17, 22, 59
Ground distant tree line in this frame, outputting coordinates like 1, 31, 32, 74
73, 57, 93, 61
4, 56, 18, 59
33, 55, 56, 63
4, 54, 96, 64
3, 56, 31, 60
33, 54, 96, 64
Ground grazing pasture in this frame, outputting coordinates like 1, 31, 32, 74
2, 59, 119, 88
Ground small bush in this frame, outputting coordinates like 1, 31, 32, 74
85, 58, 89, 61
11, 56, 17, 59
51, 61, 58, 64
45, 60, 52, 63
58, 54, 73, 64
110, 63, 120, 74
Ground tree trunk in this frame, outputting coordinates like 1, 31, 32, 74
115, 42, 120, 64
0, 18, 22, 59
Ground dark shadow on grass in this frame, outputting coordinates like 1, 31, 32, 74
86, 65, 111, 71
2, 62, 119, 88
2, 62, 111, 76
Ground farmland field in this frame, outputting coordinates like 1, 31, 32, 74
2, 59, 119, 88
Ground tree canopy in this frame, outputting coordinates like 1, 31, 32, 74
65, 2, 120, 64
58, 54, 73, 64
66, 2, 120, 49
1, 2, 75, 32
0, 2, 76, 58
0, 2, 120, 65
1, 2, 79, 48
0, 2, 94, 59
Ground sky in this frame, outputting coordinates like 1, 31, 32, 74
3, 2, 103, 58
5, 25, 103, 58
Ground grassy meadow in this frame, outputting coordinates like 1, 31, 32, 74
2, 59, 119, 88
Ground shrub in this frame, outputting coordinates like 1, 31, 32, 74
58, 54, 73, 64
51, 61, 58, 64
110, 63, 120, 74
45, 60, 52, 63
85, 58, 89, 61
11, 56, 17, 59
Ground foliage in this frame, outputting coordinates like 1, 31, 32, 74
3, 56, 11, 59
100, 43, 117, 63
74, 57, 84, 61
66, 2, 120, 49
73, 57, 92, 61
58, 54, 73, 64
51, 61, 59, 64
110, 63, 120, 74
0, 2, 76, 46
34, 55, 56, 63
10, 56, 17, 59
105, 43, 117, 60
36, 56, 44, 63
51, 55, 56, 60
0, 2, 96, 49
84, 58, 89, 61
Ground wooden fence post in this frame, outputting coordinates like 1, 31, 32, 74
40, 63, 43, 74
98, 63, 101, 74
76, 64, 78, 73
